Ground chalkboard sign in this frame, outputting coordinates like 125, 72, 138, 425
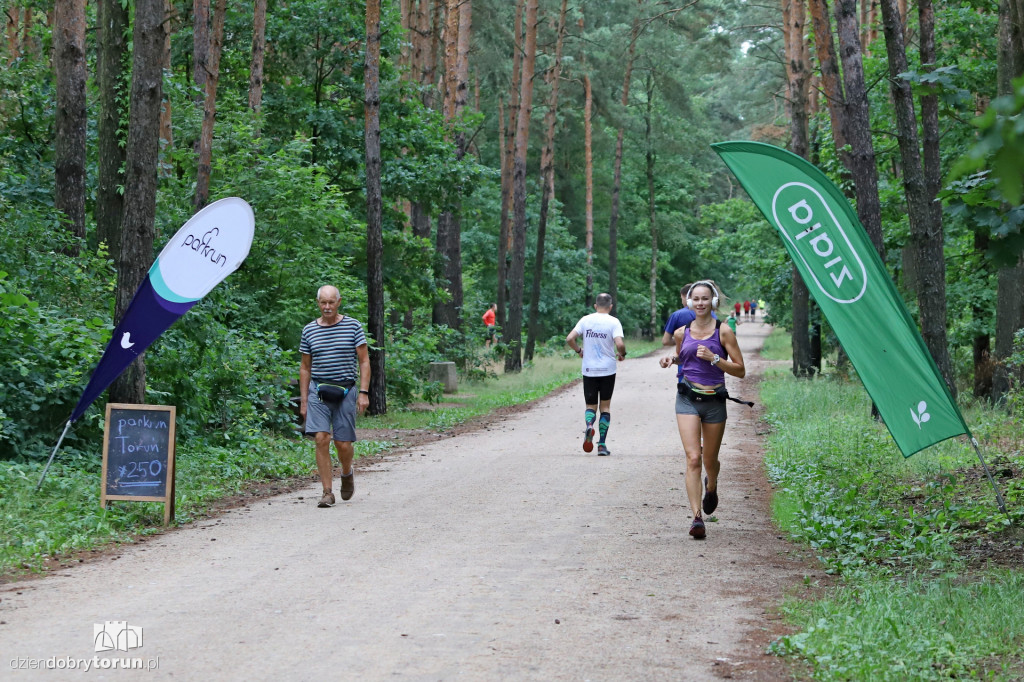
101, 404, 177, 524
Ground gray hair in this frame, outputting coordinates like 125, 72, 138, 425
595, 292, 613, 309
316, 285, 340, 301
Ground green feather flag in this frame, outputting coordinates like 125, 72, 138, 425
712, 140, 966, 458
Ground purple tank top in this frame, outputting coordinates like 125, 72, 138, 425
679, 324, 726, 386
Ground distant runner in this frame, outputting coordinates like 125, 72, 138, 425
566, 293, 627, 456
482, 303, 497, 348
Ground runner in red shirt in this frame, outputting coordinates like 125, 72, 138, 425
482, 303, 497, 348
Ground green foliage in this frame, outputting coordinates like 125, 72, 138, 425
762, 368, 1024, 680
762, 374, 1022, 579
770, 573, 1024, 681
0, 434, 393, 575
0, 199, 116, 459
382, 323, 493, 407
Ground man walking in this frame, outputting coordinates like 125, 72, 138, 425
566, 293, 627, 456
299, 285, 371, 507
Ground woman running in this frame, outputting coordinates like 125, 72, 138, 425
659, 280, 745, 539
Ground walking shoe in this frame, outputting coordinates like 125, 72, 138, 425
317, 490, 335, 508
340, 472, 355, 501
702, 476, 718, 515
689, 515, 706, 539
597, 444, 611, 456
582, 426, 595, 453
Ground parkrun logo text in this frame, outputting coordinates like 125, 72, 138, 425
771, 182, 868, 304
181, 226, 229, 268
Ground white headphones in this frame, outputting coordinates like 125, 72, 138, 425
686, 280, 719, 309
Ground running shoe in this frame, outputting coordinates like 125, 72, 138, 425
597, 444, 610, 456
689, 515, 706, 539
317, 490, 335, 508
702, 476, 718, 515
582, 426, 595, 453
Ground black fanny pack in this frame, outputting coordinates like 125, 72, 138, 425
677, 380, 728, 403
677, 379, 755, 407
315, 379, 355, 403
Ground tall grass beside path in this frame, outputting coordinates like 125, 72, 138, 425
759, 366, 1024, 680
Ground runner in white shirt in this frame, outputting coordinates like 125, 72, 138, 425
565, 293, 627, 455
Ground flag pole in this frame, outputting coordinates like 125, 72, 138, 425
35, 420, 72, 491
970, 436, 1008, 516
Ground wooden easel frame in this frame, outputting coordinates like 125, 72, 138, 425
100, 403, 177, 525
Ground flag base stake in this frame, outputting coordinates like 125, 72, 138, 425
35, 420, 72, 492
970, 436, 1008, 517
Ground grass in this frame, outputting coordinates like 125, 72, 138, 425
760, 326, 793, 362
1, 338, 662, 579
760, 367, 1024, 680
0, 435, 395, 577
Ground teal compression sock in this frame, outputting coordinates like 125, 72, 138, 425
585, 408, 596, 428
598, 412, 610, 443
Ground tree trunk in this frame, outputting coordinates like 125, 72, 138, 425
878, 0, 955, 395
525, 0, 568, 362
441, 0, 459, 120
454, 0, 472, 113
110, 0, 166, 405
992, 0, 1024, 403
504, 0, 538, 373
193, 0, 226, 212
792, 267, 813, 376
497, 0, 525, 331
159, 0, 173, 162
432, 0, 470, 331
833, 0, 885, 258
607, 5, 642, 307
405, 0, 434, 324
993, 259, 1024, 401
96, 0, 129, 252
249, 0, 267, 115
807, 0, 848, 150
365, 0, 387, 415
4, 7, 17, 62
860, 0, 878, 51
973, 231, 995, 398
645, 71, 657, 339
783, 0, 815, 376
584, 73, 594, 308
192, 0, 209, 97
54, 0, 88, 250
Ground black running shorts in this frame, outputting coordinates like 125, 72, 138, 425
582, 374, 616, 405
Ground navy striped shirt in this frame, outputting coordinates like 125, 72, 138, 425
300, 316, 367, 382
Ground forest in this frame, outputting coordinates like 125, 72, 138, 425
1, 0, 1022, 461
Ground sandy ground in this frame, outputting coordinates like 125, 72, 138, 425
1, 321, 817, 681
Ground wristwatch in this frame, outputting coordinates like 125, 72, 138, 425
711, 353, 721, 365
359, 390, 369, 394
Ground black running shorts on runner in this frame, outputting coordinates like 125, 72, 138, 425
582, 374, 616, 405
675, 391, 728, 423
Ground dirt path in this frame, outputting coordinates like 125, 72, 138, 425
2, 323, 814, 680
